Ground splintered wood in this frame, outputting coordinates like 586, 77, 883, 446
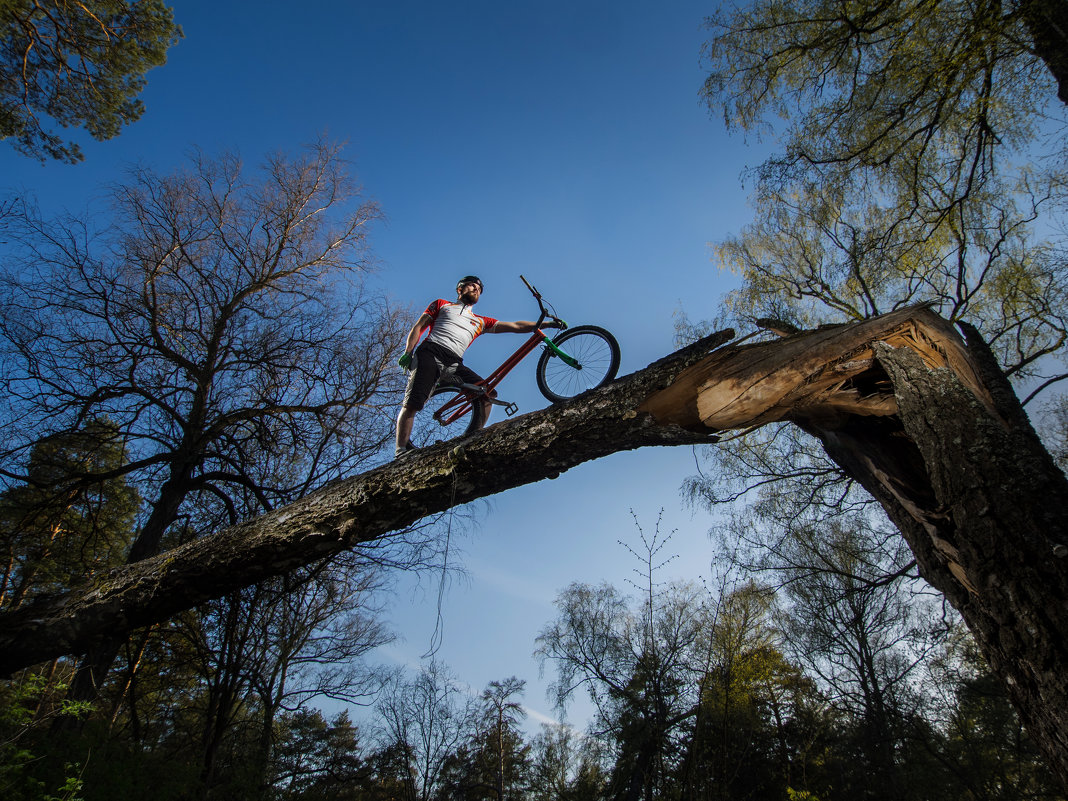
639, 306, 994, 433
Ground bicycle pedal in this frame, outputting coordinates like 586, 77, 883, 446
504, 402, 519, 416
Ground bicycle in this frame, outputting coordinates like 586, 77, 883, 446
413, 276, 621, 443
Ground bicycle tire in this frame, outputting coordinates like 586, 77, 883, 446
536, 325, 620, 403
412, 385, 485, 447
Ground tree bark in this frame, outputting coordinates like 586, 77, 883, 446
2, 306, 1067, 783
1020, 0, 1068, 106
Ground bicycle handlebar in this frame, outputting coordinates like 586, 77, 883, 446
518, 275, 568, 330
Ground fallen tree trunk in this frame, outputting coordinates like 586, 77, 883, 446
0, 329, 731, 675
2, 306, 1067, 782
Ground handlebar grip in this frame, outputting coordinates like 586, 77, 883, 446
520, 274, 540, 298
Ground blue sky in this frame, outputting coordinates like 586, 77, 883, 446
2, 1, 763, 732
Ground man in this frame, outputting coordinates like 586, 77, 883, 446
395, 276, 562, 457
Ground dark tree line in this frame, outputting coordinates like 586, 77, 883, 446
4, 520, 1061, 801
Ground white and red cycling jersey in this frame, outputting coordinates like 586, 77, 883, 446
421, 299, 499, 358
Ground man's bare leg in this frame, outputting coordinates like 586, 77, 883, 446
396, 406, 417, 454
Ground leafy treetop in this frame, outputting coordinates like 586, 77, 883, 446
0, 0, 182, 163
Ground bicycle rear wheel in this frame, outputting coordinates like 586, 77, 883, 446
411, 385, 485, 448
536, 325, 620, 403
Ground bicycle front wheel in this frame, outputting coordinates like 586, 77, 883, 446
412, 386, 485, 448
536, 325, 620, 403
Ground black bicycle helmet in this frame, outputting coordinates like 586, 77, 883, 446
457, 275, 483, 291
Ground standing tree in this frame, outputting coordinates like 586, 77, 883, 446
695, 0, 1068, 516
0, 420, 139, 609
775, 520, 940, 801
907, 623, 1065, 801
535, 519, 714, 801
0, 0, 182, 163
694, 0, 1068, 519
161, 554, 393, 797
375, 661, 478, 801
268, 708, 369, 800
536, 525, 821, 801
242, 554, 394, 792
673, 580, 818, 801
527, 723, 609, 801
478, 677, 528, 801
0, 140, 406, 693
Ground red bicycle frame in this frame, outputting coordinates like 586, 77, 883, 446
432, 325, 550, 426
431, 274, 574, 426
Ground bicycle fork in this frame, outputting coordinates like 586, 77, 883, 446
541, 337, 580, 368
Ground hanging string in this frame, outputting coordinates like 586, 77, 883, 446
422, 461, 460, 659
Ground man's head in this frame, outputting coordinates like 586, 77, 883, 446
456, 275, 483, 304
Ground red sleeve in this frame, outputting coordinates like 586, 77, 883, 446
424, 299, 448, 319
477, 314, 499, 333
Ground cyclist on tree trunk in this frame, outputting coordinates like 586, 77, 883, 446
395, 276, 564, 458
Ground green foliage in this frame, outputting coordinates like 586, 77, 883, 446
0, 0, 182, 162
0, 672, 90, 801
704, 0, 1054, 182
694, 14, 1068, 794
269, 709, 367, 799
0, 420, 140, 608
0, 144, 407, 801
536, 524, 830, 801
671, 586, 826, 801
437, 725, 532, 801
0, 635, 1055, 801
701, 0, 1068, 391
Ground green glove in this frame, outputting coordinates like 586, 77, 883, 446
399, 352, 413, 370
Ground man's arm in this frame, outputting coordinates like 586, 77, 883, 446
399, 313, 434, 368
404, 313, 434, 352
490, 319, 563, 334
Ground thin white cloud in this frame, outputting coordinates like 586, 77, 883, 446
524, 704, 563, 727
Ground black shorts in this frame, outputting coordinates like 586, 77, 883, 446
402, 341, 483, 411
